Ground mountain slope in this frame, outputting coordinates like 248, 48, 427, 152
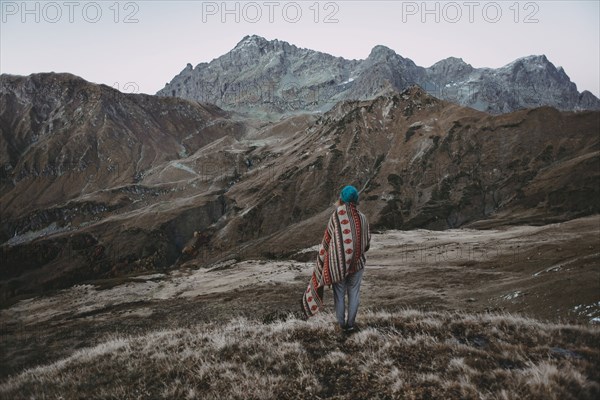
0, 72, 245, 223
158, 35, 600, 115
1, 310, 598, 399
0, 73, 248, 302
1, 75, 598, 305
214, 87, 599, 257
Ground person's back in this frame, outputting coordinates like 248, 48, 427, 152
302, 185, 371, 333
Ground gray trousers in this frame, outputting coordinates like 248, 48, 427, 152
332, 268, 364, 328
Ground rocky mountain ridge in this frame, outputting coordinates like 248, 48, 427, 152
158, 35, 600, 116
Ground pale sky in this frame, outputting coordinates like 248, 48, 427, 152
1, 1, 599, 97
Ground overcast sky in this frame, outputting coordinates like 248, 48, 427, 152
1, 0, 598, 97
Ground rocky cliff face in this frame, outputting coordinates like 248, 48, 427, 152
158, 35, 600, 115
158, 35, 360, 117
1, 73, 598, 305
440, 55, 598, 114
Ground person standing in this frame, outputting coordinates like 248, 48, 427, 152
302, 185, 371, 333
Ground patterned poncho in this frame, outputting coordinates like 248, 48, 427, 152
302, 202, 371, 318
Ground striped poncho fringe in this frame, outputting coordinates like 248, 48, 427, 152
302, 203, 370, 318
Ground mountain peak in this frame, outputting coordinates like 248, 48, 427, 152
235, 34, 270, 49
523, 54, 549, 63
432, 57, 469, 67
400, 84, 432, 99
368, 45, 399, 59
158, 37, 599, 115
505, 54, 552, 69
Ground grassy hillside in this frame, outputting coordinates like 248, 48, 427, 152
2, 310, 598, 399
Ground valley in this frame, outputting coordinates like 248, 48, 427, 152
1, 35, 599, 398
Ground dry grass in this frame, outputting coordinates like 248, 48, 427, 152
1, 310, 598, 399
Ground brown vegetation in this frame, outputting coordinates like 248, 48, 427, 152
1, 310, 598, 399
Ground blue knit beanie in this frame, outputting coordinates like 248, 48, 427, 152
340, 185, 359, 204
